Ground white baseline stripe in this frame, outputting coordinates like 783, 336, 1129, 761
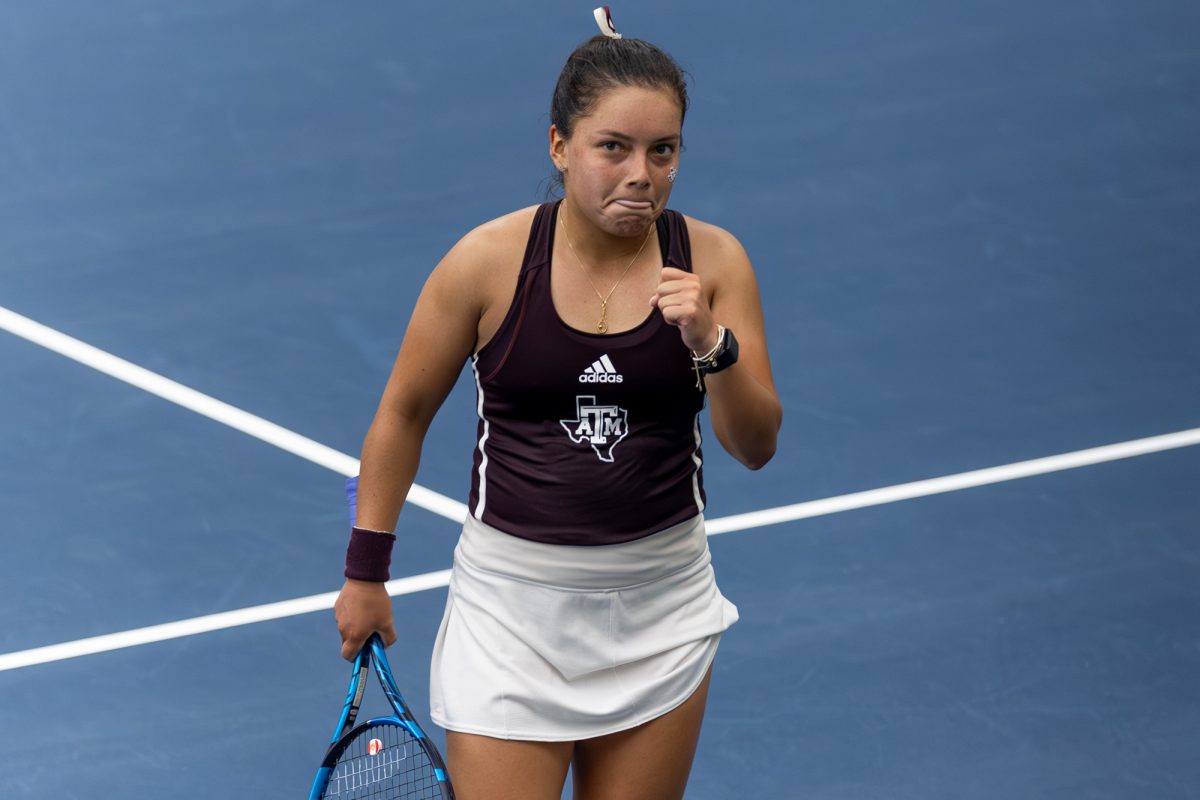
0, 305, 467, 522
705, 427, 1200, 535
0, 571, 452, 672
2, 426, 1196, 671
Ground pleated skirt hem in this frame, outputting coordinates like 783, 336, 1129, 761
429, 514, 737, 741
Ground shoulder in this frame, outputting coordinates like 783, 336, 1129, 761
459, 204, 542, 254
677, 213, 754, 284
679, 214, 747, 258
425, 205, 541, 305
441, 205, 541, 276
420, 205, 543, 344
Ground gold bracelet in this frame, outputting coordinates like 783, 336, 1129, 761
691, 325, 726, 363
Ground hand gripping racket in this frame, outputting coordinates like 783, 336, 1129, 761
309, 634, 455, 799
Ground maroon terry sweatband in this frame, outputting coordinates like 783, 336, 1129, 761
344, 527, 397, 582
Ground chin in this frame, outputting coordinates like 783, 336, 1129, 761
606, 206, 660, 234
607, 216, 653, 238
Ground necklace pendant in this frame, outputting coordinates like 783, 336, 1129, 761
597, 319, 608, 334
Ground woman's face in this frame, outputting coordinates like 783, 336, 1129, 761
551, 84, 682, 238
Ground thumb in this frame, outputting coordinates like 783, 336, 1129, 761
340, 635, 362, 662
379, 622, 398, 648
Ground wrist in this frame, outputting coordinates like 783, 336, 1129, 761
692, 325, 739, 375
344, 527, 397, 582
691, 325, 724, 361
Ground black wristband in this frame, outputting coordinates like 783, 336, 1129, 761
344, 527, 397, 582
695, 326, 739, 375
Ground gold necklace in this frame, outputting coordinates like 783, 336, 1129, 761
559, 208, 654, 333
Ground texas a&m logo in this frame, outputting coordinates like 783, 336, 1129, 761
560, 396, 628, 463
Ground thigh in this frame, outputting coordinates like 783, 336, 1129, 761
571, 667, 713, 800
446, 730, 574, 800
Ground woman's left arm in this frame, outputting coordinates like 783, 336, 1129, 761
652, 220, 782, 469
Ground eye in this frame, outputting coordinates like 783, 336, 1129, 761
653, 143, 676, 156
600, 141, 622, 152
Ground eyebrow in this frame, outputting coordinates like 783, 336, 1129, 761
592, 130, 681, 144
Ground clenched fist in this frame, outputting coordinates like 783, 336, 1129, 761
650, 266, 719, 353
334, 579, 397, 661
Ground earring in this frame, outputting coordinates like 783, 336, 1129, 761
667, 167, 678, 184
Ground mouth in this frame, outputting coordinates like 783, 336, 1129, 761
611, 199, 654, 211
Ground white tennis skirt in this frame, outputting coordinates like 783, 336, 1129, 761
429, 513, 738, 741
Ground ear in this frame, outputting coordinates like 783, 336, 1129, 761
548, 124, 568, 173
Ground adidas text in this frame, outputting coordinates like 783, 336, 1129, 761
578, 354, 624, 384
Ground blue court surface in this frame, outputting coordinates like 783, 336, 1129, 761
2, 2, 1199, 798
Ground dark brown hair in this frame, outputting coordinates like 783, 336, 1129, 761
548, 35, 689, 190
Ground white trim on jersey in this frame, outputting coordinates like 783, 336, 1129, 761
471, 355, 490, 520
690, 412, 705, 513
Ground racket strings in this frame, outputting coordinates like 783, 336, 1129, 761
323, 723, 442, 799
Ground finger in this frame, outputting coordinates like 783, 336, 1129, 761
380, 622, 398, 648
660, 305, 696, 327
655, 271, 694, 288
655, 277, 701, 299
340, 636, 358, 661
651, 286, 684, 302
340, 627, 370, 661
652, 285, 692, 309
656, 295, 701, 314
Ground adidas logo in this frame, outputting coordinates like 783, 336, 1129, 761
578, 354, 624, 384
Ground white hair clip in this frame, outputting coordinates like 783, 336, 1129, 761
594, 6, 622, 39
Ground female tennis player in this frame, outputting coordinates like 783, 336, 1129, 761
334, 10, 781, 799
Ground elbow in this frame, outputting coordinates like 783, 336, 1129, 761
739, 441, 777, 471
717, 434, 776, 471
734, 422, 780, 471
741, 403, 782, 470
715, 399, 782, 471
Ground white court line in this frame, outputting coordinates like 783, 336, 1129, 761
0, 572, 452, 672
0, 305, 467, 522
2, 305, 1199, 670
706, 427, 1200, 534
2, 425, 1197, 671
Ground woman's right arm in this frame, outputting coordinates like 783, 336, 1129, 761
334, 231, 494, 660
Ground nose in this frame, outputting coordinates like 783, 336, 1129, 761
625, 154, 651, 188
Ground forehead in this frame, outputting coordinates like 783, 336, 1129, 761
575, 85, 682, 138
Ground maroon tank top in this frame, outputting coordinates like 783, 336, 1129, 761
468, 201, 707, 545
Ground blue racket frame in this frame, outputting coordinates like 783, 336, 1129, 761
309, 634, 455, 799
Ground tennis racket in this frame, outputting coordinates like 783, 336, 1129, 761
309, 633, 455, 799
